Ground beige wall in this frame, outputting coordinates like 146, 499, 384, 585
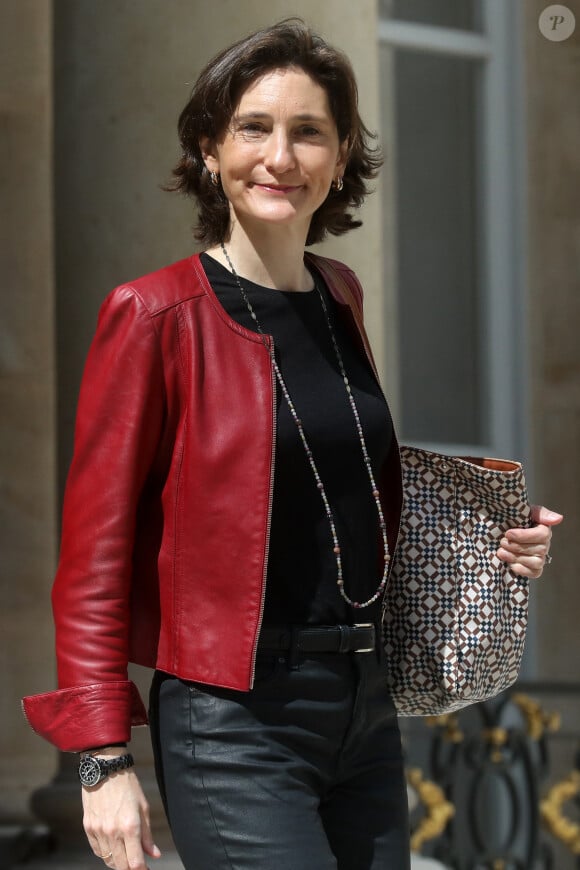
0, 0, 58, 819
525, 1, 580, 679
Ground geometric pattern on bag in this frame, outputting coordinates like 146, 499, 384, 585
382, 445, 531, 717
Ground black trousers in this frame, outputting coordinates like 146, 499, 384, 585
149, 645, 410, 870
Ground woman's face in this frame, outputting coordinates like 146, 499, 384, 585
202, 67, 347, 238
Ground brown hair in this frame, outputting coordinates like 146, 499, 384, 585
167, 19, 383, 246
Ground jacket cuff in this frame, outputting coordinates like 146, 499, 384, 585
21, 681, 148, 753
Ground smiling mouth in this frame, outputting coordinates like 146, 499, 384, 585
254, 183, 302, 193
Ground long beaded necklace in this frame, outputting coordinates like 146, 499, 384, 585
220, 242, 391, 609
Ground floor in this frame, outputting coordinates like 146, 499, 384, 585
7, 825, 446, 869
16, 853, 446, 869
16, 853, 184, 869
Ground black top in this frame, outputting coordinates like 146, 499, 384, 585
201, 253, 393, 625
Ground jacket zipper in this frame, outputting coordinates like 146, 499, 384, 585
249, 336, 277, 688
248, 301, 402, 674
318, 259, 403, 576
20, 699, 39, 736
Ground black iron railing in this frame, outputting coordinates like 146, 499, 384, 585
404, 683, 580, 870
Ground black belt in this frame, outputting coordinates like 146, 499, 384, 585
258, 624, 376, 655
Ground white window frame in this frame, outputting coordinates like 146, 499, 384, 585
378, 0, 529, 464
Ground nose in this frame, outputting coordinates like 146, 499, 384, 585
263, 128, 296, 173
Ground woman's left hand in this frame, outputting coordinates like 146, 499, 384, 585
497, 505, 564, 579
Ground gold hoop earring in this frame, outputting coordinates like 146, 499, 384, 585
334, 176, 344, 192
210, 170, 219, 186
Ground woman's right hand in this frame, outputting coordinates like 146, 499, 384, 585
82, 761, 161, 870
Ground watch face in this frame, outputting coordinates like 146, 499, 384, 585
79, 756, 102, 787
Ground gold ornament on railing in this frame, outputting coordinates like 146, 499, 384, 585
407, 767, 455, 853
482, 727, 509, 763
426, 712, 464, 743
511, 693, 561, 741
540, 770, 580, 855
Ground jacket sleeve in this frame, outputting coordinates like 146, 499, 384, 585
22, 285, 165, 752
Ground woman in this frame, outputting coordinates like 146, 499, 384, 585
22, 20, 560, 870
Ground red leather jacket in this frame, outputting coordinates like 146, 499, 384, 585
22, 253, 402, 752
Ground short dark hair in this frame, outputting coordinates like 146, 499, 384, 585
167, 19, 383, 246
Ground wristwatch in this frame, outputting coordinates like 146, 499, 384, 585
78, 752, 135, 787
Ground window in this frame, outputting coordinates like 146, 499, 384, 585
386, 0, 482, 32
380, 0, 527, 459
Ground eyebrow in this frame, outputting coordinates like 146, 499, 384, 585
234, 111, 330, 124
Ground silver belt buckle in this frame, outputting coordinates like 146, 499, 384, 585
353, 623, 375, 653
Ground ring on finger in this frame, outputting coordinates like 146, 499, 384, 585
545, 553, 553, 565
97, 852, 113, 860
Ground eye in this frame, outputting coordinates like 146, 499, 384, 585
236, 121, 267, 137
298, 125, 321, 137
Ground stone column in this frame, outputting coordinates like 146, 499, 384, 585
0, 0, 58, 844
525, 1, 580, 679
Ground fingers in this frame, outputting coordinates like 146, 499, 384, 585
497, 541, 542, 565
89, 826, 151, 870
529, 504, 564, 526
504, 524, 552, 545
91, 846, 113, 864
89, 836, 150, 870
98, 840, 147, 870
497, 538, 550, 576
82, 772, 158, 870
110, 838, 130, 869
84, 825, 112, 864
140, 803, 162, 860
496, 546, 546, 579
497, 503, 563, 579
123, 830, 153, 870
85, 829, 121, 868
498, 528, 552, 579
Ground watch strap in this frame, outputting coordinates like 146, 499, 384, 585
101, 753, 134, 775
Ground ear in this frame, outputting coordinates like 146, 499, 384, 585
199, 137, 219, 174
335, 139, 349, 175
